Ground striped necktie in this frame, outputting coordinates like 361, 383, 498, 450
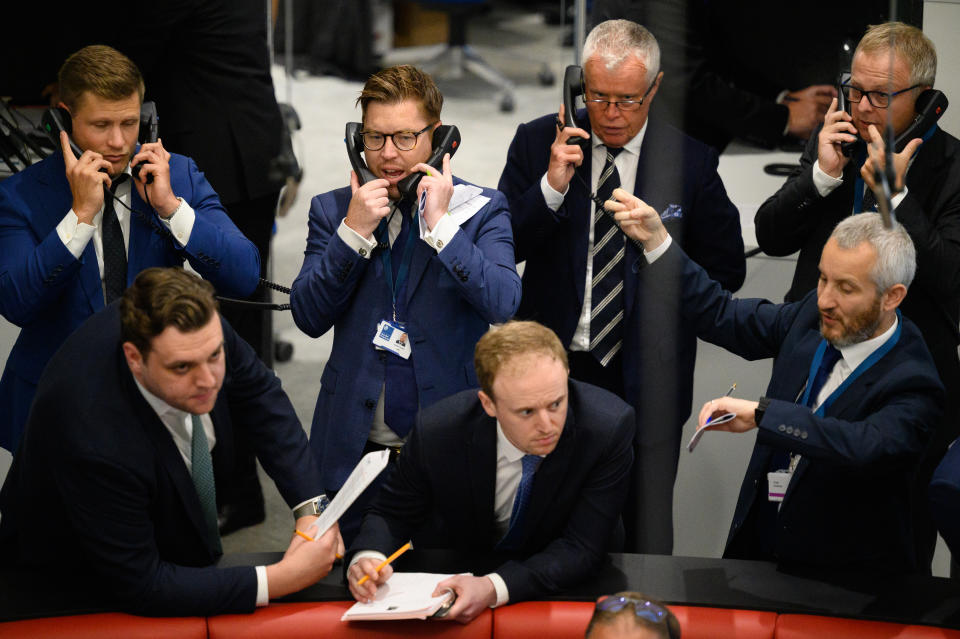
589, 146, 625, 366
191, 414, 222, 554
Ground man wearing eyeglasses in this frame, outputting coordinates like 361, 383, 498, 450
290, 65, 521, 545
498, 19, 745, 554
754, 22, 960, 571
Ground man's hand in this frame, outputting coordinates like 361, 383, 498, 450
131, 138, 181, 218
347, 555, 394, 603
784, 84, 837, 139
296, 516, 345, 558
547, 103, 589, 194
432, 574, 496, 624
697, 396, 761, 433
265, 522, 339, 600
414, 153, 454, 231
861, 124, 923, 195
61, 131, 110, 224
605, 187, 667, 251
345, 170, 392, 239
817, 97, 859, 178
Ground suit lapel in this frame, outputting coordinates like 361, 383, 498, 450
126, 187, 158, 285
466, 412, 498, 545
570, 140, 593, 307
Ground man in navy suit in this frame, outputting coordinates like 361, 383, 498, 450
347, 321, 634, 623
0, 268, 339, 616
290, 65, 521, 543
0, 45, 260, 453
497, 19, 745, 554
613, 193, 943, 575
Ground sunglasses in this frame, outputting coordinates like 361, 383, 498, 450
596, 595, 669, 624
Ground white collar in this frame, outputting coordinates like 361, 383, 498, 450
496, 421, 526, 464
836, 315, 899, 371
592, 119, 648, 157
135, 378, 188, 423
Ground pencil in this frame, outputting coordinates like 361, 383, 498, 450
294, 529, 343, 559
357, 541, 413, 586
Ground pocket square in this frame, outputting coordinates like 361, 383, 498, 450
661, 204, 683, 220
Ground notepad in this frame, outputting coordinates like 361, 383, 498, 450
341, 572, 461, 621
686, 412, 736, 452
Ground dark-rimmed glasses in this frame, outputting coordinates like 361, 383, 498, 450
584, 74, 659, 112
595, 595, 668, 623
840, 83, 920, 108
359, 122, 436, 151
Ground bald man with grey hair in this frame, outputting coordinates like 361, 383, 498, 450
499, 18, 745, 553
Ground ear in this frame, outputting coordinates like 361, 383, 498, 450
882, 283, 908, 311
122, 342, 145, 379
478, 390, 497, 418
57, 101, 70, 116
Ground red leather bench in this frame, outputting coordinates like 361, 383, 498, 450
775, 614, 960, 639
0, 612, 207, 639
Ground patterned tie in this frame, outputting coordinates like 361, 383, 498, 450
806, 342, 843, 408
102, 174, 130, 304
191, 414, 222, 554
498, 454, 542, 551
589, 146, 625, 367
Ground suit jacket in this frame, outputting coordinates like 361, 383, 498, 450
0, 152, 260, 452
289, 180, 521, 491
930, 439, 960, 557
0, 303, 321, 616
498, 112, 744, 552
646, 243, 943, 574
350, 380, 636, 603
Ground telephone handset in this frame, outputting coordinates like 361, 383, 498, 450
41, 101, 160, 183
345, 121, 461, 197
562, 65, 590, 152
839, 82, 948, 158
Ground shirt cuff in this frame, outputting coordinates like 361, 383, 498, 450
643, 234, 672, 263
487, 572, 509, 607
420, 212, 459, 252
891, 186, 908, 210
56, 210, 96, 259
813, 160, 844, 197
539, 173, 567, 212
255, 565, 269, 606
349, 550, 388, 570
337, 219, 377, 259
161, 198, 196, 247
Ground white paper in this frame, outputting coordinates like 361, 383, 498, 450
306, 449, 390, 538
447, 184, 489, 226
341, 572, 461, 621
686, 412, 736, 452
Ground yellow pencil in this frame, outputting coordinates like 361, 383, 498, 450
357, 541, 413, 586
294, 529, 343, 559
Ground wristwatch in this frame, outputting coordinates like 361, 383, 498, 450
755, 396, 771, 427
293, 494, 330, 519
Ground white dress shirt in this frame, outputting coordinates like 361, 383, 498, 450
812, 159, 908, 211
813, 315, 899, 409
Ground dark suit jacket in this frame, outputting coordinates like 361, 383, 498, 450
289, 180, 521, 492
497, 111, 744, 552
930, 439, 960, 557
754, 125, 960, 476
0, 151, 260, 452
646, 243, 943, 574
0, 304, 321, 616
350, 380, 635, 603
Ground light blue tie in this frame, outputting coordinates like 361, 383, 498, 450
498, 454, 542, 551
191, 414, 222, 554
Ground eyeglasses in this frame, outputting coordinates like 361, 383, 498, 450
584, 76, 658, 112
596, 595, 669, 624
359, 122, 436, 151
840, 83, 920, 108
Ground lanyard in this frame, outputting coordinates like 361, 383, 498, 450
853, 124, 938, 213
800, 310, 902, 416
376, 206, 417, 322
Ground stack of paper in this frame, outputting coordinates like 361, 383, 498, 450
341, 573, 459, 621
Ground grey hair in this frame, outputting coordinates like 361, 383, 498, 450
856, 22, 937, 87
582, 19, 660, 84
830, 213, 916, 292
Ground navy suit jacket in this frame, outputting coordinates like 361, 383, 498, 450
498, 112, 744, 552
289, 180, 521, 492
0, 151, 260, 451
646, 243, 943, 574
0, 304, 322, 616
930, 440, 960, 557
350, 380, 635, 603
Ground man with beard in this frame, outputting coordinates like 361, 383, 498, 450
610, 198, 943, 576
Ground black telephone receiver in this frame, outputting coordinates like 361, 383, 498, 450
562, 65, 590, 152
839, 82, 948, 158
345, 121, 461, 197
41, 101, 160, 183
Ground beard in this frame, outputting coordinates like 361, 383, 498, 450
820, 295, 884, 348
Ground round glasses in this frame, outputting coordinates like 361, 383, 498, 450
596, 595, 668, 624
359, 122, 436, 151
841, 83, 920, 108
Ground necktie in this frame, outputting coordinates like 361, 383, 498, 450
498, 454, 542, 551
383, 199, 418, 438
861, 186, 878, 213
191, 414, 222, 554
589, 146, 625, 367
102, 174, 130, 304
806, 343, 843, 408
